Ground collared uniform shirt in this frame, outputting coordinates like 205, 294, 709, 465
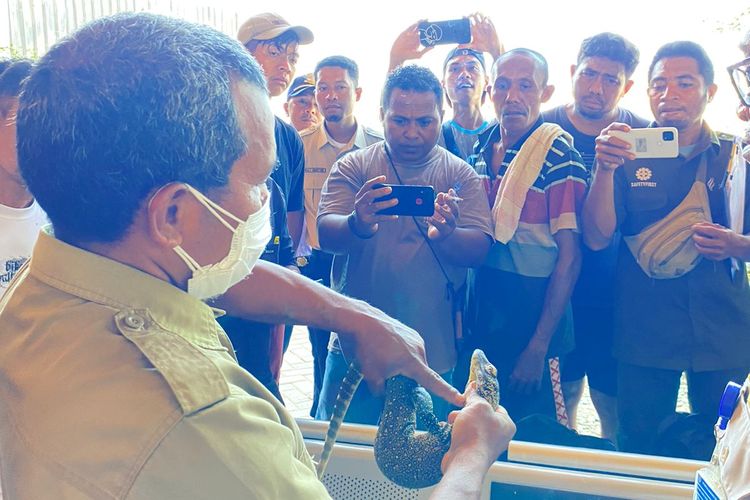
300, 121, 382, 251
0, 230, 330, 499
612, 125, 750, 371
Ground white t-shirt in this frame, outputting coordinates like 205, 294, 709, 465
0, 200, 47, 298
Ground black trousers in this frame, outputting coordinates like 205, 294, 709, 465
617, 361, 747, 457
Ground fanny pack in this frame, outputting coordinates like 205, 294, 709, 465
623, 157, 711, 279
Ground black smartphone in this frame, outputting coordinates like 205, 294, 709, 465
418, 18, 471, 47
373, 183, 435, 216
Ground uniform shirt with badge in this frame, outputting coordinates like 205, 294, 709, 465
611, 125, 750, 372
300, 121, 383, 251
0, 229, 329, 499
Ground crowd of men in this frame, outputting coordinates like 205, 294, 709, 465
1, 8, 750, 499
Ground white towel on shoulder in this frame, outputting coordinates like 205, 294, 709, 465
492, 123, 573, 243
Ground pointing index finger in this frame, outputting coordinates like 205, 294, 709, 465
405, 360, 464, 407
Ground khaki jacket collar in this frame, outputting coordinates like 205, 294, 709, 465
29, 229, 224, 349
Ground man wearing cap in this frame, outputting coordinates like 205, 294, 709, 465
237, 11, 313, 248
280, 72, 319, 385
285, 74, 320, 133
223, 13, 313, 397
299, 55, 382, 417
389, 13, 503, 162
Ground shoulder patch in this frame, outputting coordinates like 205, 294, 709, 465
114, 308, 229, 416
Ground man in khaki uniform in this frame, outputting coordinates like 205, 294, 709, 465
0, 12, 514, 499
299, 55, 383, 416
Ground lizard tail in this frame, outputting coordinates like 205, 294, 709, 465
316, 362, 364, 479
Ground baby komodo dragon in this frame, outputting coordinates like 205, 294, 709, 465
316, 349, 500, 489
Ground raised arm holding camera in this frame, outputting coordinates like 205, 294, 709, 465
389, 14, 503, 163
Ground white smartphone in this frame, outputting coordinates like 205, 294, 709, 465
610, 127, 679, 159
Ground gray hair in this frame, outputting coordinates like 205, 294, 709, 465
492, 48, 549, 86
18, 12, 267, 243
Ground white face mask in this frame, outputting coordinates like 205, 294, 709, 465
173, 184, 271, 300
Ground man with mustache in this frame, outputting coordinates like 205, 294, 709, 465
542, 33, 648, 442
467, 49, 587, 421
584, 41, 750, 456
299, 55, 382, 417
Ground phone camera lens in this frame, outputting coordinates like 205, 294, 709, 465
662, 130, 675, 141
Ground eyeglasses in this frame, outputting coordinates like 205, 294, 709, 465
728, 57, 750, 107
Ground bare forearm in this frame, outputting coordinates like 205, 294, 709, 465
430, 451, 487, 500
531, 235, 581, 350
318, 213, 369, 254
487, 41, 504, 61
583, 167, 617, 250
215, 260, 363, 332
217, 257, 463, 404
435, 229, 492, 267
388, 53, 408, 73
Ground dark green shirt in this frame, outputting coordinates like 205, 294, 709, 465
612, 125, 750, 371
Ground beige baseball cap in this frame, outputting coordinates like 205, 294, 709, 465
237, 13, 314, 46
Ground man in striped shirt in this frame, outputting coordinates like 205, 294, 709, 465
467, 49, 588, 421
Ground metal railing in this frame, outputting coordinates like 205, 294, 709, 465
2, 0, 240, 58
298, 418, 702, 499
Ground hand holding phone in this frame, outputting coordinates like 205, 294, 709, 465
418, 18, 471, 47
373, 183, 436, 216
609, 127, 679, 159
